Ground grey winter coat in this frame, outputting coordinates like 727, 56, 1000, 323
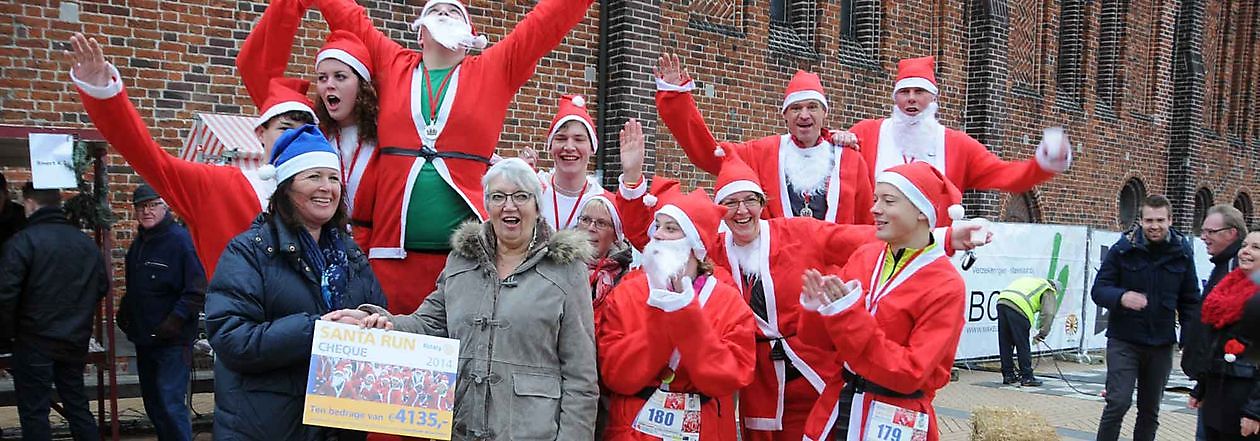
206, 215, 387, 441
362, 221, 598, 440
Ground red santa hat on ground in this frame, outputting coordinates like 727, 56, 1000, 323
651, 188, 727, 260
894, 56, 940, 95
417, 0, 488, 49
781, 70, 829, 113
713, 150, 764, 203
546, 94, 598, 153
317, 30, 373, 82
876, 161, 964, 228
581, 195, 624, 240
254, 77, 318, 129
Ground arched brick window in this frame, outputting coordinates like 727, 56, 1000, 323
1118, 178, 1147, 229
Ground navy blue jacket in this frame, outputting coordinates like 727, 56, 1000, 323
1091, 227, 1200, 347
120, 214, 205, 346
205, 214, 385, 441
0, 207, 108, 361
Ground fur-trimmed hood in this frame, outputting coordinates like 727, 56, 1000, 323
450, 220, 593, 267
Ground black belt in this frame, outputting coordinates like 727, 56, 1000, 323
380, 146, 493, 164
635, 386, 712, 404
757, 337, 805, 381
842, 370, 924, 399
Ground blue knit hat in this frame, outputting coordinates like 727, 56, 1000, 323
257, 125, 341, 183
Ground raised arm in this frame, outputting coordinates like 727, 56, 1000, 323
312, 0, 408, 71
237, 0, 307, 106
68, 34, 232, 224
654, 53, 749, 175
480, 0, 596, 89
955, 131, 1065, 193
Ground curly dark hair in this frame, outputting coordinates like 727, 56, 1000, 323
316, 71, 379, 146
267, 176, 350, 235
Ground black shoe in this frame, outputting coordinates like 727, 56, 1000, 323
1002, 376, 1019, 385
1020, 377, 1043, 387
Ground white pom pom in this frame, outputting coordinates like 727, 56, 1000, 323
257, 164, 276, 181
643, 194, 658, 208
947, 204, 965, 220
713, 146, 726, 157
571, 95, 586, 108
1226, 353, 1238, 363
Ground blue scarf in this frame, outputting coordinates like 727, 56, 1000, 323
298, 226, 350, 311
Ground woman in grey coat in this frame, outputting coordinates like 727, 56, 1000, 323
328, 158, 599, 440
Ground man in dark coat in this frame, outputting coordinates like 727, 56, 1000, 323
1091, 195, 1201, 441
0, 182, 109, 441
0, 172, 26, 250
119, 184, 205, 441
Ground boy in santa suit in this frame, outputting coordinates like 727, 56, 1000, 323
236, 0, 381, 217
66, 33, 317, 278
654, 53, 873, 225
598, 186, 756, 440
309, 0, 595, 316
848, 56, 1072, 192
796, 161, 970, 441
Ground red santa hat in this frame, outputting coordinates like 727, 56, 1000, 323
546, 94, 598, 153
713, 150, 764, 203
418, 0, 488, 49
254, 77, 318, 129
781, 70, 829, 113
652, 188, 727, 260
317, 30, 373, 82
894, 56, 939, 95
876, 161, 964, 228
581, 195, 624, 240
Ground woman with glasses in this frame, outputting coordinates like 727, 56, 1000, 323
326, 158, 599, 439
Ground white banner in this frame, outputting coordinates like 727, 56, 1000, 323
28, 133, 77, 190
951, 222, 1089, 361
1082, 230, 1215, 351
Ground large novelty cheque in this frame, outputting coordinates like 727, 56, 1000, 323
304, 321, 460, 439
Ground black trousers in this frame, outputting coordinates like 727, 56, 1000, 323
996, 304, 1034, 380
1096, 338, 1174, 441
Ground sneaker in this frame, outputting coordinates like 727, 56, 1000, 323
1020, 377, 1043, 387
1002, 376, 1019, 385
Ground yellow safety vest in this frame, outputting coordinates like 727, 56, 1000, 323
996, 277, 1054, 322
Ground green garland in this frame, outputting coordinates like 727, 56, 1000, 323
63, 141, 115, 231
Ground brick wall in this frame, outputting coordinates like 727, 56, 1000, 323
1, 0, 1258, 290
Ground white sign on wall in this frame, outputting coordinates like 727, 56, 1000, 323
28, 133, 76, 189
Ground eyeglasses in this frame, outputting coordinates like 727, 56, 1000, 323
135, 201, 166, 212
1201, 226, 1235, 236
720, 196, 764, 210
487, 191, 534, 207
577, 215, 614, 231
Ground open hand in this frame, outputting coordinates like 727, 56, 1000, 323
620, 118, 646, 183
67, 33, 110, 88
518, 146, 538, 169
361, 313, 394, 330
654, 52, 690, 86
1243, 417, 1259, 437
322, 309, 369, 325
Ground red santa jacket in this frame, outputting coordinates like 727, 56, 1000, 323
797, 242, 966, 441
849, 118, 1054, 193
656, 89, 873, 225
597, 272, 757, 440
75, 81, 264, 278
315, 0, 594, 260
708, 218, 877, 430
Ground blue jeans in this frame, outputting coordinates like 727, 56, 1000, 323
136, 345, 192, 441
9, 345, 99, 441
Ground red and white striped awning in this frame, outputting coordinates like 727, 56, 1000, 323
179, 113, 265, 170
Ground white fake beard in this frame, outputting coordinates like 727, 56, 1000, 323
782, 143, 833, 195
642, 238, 692, 289
888, 102, 944, 161
414, 15, 477, 52
728, 239, 761, 277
